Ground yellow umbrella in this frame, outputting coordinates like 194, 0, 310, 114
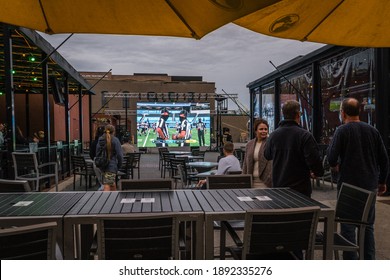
234, 0, 390, 47
0, 0, 280, 39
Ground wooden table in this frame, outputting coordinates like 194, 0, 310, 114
192, 188, 335, 260
0, 192, 86, 255
63, 190, 204, 259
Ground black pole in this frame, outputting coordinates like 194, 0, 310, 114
4, 25, 15, 153
269, 60, 313, 108
125, 95, 128, 133
79, 85, 83, 153
42, 51, 51, 161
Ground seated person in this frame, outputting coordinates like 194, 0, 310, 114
197, 141, 241, 188
121, 136, 136, 154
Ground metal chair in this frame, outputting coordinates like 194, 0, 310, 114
119, 178, 173, 190
203, 151, 220, 162
206, 174, 252, 189
126, 152, 142, 179
12, 152, 58, 192
0, 179, 31, 192
312, 155, 334, 189
158, 147, 169, 170
97, 214, 179, 260
70, 155, 95, 191
224, 207, 320, 260
315, 183, 375, 259
206, 174, 252, 259
177, 163, 198, 189
0, 222, 57, 260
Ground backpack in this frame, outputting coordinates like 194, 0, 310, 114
94, 140, 109, 169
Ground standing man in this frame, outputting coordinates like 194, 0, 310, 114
197, 118, 206, 146
155, 108, 170, 147
264, 100, 323, 197
327, 97, 388, 260
174, 110, 191, 147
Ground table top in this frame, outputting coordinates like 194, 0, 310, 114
192, 188, 330, 213
187, 161, 218, 168
66, 190, 204, 216
194, 170, 216, 178
0, 192, 86, 217
168, 151, 192, 155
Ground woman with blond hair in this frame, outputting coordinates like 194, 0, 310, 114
96, 124, 123, 191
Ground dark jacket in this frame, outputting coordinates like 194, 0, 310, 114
327, 121, 389, 191
264, 120, 323, 197
96, 135, 123, 173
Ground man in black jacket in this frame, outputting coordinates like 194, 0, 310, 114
264, 100, 323, 197
327, 97, 388, 259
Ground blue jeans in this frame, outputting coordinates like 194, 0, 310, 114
340, 195, 376, 260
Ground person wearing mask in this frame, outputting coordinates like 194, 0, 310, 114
264, 100, 323, 197
327, 97, 388, 260
242, 118, 272, 188
96, 124, 123, 191
155, 108, 170, 147
173, 110, 191, 147
90, 126, 105, 189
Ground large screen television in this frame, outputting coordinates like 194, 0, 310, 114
136, 102, 211, 148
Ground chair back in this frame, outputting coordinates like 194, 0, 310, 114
243, 207, 320, 260
120, 179, 173, 190
127, 152, 141, 167
336, 183, 375, 224
97, 214, 179, 260
169, 157, 188, 178
207, 174, 252, 189
12, 152, 38, 176
0, 222, 57, 260
203, 151, 220, 162
71, 155, 87, 170
226, 170, 242, 175
0, 179, 31, 192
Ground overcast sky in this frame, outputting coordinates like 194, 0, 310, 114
40, 23, 323, 111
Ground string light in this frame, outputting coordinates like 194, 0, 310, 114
28, 54, 36, 62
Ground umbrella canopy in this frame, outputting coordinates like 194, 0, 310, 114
234, 0, 390, 47
0, 0, 280, 39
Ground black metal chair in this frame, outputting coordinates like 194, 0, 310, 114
97, 214, 179, 260
223, 207, 320, 260
12, 152, 58, 192
70, 155, 95, 191
205, 174, 252, 259
161, 152, 175, 178
119, 178, 173, 190
0, 222, 58, 260
206, 174, 252, 189
315, 183, 376, 259
0, 179, 31, 192
177, 163, 198, 189
158, 147, 169, 171
127, 152, 142, 179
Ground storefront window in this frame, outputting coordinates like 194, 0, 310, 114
261, 82, 275, 132
319, 48, 375, 144
252, 87, 260, 120
279, 67, 313, 131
